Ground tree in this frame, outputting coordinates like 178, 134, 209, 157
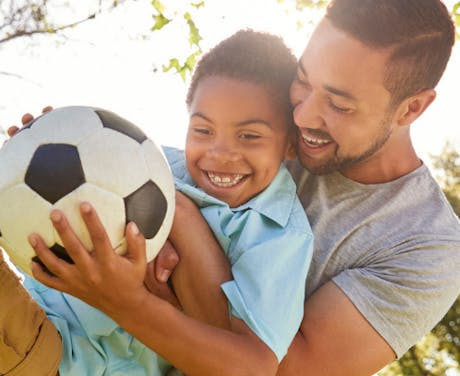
0, 0, 131, 44
431, 143, 460, 216
1, 1, 459, 79
149, 0, 460, 78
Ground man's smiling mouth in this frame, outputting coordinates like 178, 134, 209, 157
302, 134, 333, 148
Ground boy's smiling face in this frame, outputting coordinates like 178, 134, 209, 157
185, 76, 294, 208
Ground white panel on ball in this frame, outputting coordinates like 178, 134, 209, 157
78, 128, 150, 198
54, 183, 126, 253
0, 130, 41, 191
30, 106, 104, 145
0, 184, 54, 274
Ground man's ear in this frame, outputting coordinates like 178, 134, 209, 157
395, 88, 436, 126
284, 128, 298, 161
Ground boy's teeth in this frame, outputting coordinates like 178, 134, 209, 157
208, 172, 244, 187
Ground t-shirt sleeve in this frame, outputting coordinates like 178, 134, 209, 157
332, 237, 460, 358
221, 230, 313, 362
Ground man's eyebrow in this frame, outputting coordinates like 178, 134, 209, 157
298, 59, 357, 101
323, 84, 357, 101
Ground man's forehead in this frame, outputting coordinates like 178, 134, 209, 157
298, 20, 391, 99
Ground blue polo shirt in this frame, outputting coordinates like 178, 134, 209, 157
164, 147, 313, 361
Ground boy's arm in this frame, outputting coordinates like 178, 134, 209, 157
30, 203, 278, 376
168, 191, 232, 329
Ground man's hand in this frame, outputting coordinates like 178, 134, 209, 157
7, 106, 53, 137
144, 241, 181, 308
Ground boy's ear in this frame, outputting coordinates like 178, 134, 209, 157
395, 88, 436, 126
284, 129, 298, 161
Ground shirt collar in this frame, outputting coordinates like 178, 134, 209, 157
175, 163, 297, 229
236, 163, 296, 228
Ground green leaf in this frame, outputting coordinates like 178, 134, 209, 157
162, 58, 181, 73
162, 51, 202, 82
184, 12, 202, 47
453, 2, 460, 14
185, 50, 201, 69
191, 1, 205, 9
162, 58, 188, 81
151, 0, 166, 13
152, 14, 171, 31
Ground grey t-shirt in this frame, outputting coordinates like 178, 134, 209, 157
286, 159, 460, 358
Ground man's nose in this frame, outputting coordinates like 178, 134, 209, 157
292, 92, 324, 130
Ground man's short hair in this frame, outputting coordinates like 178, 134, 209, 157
326, 0, 456, 105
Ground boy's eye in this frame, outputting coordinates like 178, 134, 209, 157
193, 127, 212, 135
240, 133, 261, 140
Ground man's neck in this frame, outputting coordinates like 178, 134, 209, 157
340, 141, 422, 184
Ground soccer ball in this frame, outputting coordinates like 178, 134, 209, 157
0, 106, 175, 277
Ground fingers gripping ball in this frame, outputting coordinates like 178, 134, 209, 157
0, 106, 175, 277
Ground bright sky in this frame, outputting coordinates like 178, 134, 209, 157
1, 0, 459, 166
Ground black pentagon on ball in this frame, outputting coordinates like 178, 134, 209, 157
25, 143, 85, 204
95, 110, 147, 144
32, 243, 74, 276
124, 180, 167, 239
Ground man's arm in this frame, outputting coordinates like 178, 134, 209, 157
168, 207, 396, 375
278, 281, 395, 376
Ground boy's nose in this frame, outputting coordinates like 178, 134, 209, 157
207, 139, 241, 163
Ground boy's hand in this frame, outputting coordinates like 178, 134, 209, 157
29, 202, 151, 318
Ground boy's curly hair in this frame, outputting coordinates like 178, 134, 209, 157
186, 29, 297, 123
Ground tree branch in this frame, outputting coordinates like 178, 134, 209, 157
0, 12, 96, 44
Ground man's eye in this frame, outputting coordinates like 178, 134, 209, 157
295, 75, 309, 87
328, 99, 351, 114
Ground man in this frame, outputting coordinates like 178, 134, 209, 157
2, 0, 460, 375
158, 0, 460, 374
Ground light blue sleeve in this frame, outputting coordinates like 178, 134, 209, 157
23, 275, 168, 376
162, 145, 195, 186
220, 230, 313, 362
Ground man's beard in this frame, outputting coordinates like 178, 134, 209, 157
303, 114, 393, 175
